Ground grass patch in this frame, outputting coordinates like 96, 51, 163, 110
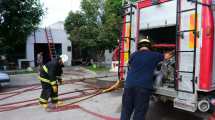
86, 65, 109, 72
5, 69, 36, 75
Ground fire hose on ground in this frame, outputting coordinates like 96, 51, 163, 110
0, 75, 122, 113
0, 88, 100, 112
0, 74, 117, 99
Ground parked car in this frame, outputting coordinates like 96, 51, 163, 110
0, 72, 10, 86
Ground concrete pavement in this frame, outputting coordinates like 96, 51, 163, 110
0, 67, 121, 120
0, 66, 213, 120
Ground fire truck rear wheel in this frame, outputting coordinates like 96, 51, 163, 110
197, 100, 210, 112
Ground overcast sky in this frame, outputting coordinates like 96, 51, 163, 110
40, 0, 81, 27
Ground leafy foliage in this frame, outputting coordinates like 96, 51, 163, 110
65, 0, 122, 60
101, 0, 122, 49
0, 0, 44, 56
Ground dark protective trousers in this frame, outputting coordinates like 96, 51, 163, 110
39, 82, 58, 104
120, 87, 152, 120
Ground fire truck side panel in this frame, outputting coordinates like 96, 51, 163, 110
178, 1, 199, 93
137, 0, 197, 93
131, 6, 137, 54
139, 1, 176, 30
195, 3, 203, 92
131, 0, 215, 112
136, 0, 199, 112
119, 6, 137, 80
136, 0, 215, 92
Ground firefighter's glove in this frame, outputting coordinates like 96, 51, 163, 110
164, 51, 174, 60
52, 85, 58, 93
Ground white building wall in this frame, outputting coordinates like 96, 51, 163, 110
26, 22, 72, 67
26, 34, 35, 67
104, 50, 112, 67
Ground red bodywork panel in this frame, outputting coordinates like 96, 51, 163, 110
137, 0, 171, 9
112, 47, 119, 61
153, 44, 176, 48
119, 17, 126, 80
199, 0, 214, 91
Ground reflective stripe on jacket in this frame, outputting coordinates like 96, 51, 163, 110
38, 76, 57, 85
42, 65, 48, 73
38, 65, 57, 85
39, 58, 63, 85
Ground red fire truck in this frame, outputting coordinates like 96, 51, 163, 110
118, 0, 215, 112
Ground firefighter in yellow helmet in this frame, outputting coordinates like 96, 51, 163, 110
120, 38, 173, 120
38, 54, 68, 109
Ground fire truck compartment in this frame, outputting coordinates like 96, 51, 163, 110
139, 26, 176, 45
139, 26, 176, 90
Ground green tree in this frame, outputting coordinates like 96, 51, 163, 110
65, 0, 123, 61
80, 0, 103, 49
64, 11, 85, 43
0, 0, 44, 59
100, 0, 122, 49
65, 0, 103, 60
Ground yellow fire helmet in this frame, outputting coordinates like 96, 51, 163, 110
138, 38, 151, 44
60, 54, 69, 63
138, 38, 152, 50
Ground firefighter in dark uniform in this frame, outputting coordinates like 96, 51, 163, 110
120, 39, 173, 120
38, 54, 68, 108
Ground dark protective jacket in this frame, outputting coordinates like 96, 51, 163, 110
125, 50, 164, 90
39, 58, 64, 85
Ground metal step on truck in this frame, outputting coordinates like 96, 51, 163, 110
118, 0, 215, 112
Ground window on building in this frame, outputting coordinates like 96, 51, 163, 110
67, 46, 71, 52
